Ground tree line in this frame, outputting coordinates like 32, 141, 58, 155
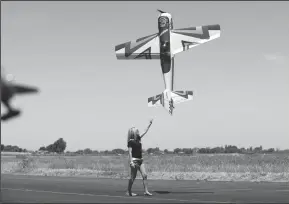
1, 144, 27, 152
143, 145, 278, 154
2, 138, 288, 155
1, 138, 66, 153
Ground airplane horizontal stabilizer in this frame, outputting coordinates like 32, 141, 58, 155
148, 93, 162, 107
171, 90, 193, 105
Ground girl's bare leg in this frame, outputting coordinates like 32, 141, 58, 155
139, 164, 152, 195
127, 164, 137, 196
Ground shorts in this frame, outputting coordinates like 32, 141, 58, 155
131, 158, 143, 168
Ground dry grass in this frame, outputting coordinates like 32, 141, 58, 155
2, 153, 289, 182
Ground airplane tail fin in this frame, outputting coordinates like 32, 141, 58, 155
12, 84, 39, 95
148, 90, 193, 115
148, 92, 173, 115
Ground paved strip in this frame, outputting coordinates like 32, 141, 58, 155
1, 174, 289, 203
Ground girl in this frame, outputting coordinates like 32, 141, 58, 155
126, 119, 154, 196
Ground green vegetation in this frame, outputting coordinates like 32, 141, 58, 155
2, 139, 289, 182
1, 139, 287, 155
2, 153, 289, 182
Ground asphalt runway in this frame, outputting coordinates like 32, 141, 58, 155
1, 174, 289, 203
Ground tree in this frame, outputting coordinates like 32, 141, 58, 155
183, 148, 193, 154
39, 146, 46, 151
46, 144, 55, 152
225, 145, 238, 153
267, 148, 275, 153
164, 149, 169, 154
146, 147, 161, 154
239, 147, 246, 153
92, 150, 99, 155
44, 138, 67, 153
53, 138, 67, 153
1, 144, 4, 151
84, 148, 92, 154
112, 148, 125, 154
210, 147, 219, 154
173, 148, 181, 154
76, 150, 84, 155
3, 145, 12, 152
198, 148, 209, 154
209, 147, 225, 154
3, 145, 22, 152
147, 148, 154, 154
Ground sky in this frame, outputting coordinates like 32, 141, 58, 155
1, 1, 289, 151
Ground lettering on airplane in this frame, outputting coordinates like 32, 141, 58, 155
169, 99, 174, 114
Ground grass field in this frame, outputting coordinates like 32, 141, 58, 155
2, 153, 289, 182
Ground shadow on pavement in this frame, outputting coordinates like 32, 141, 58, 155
153, 190, 214, 194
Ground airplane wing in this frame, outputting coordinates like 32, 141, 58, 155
148, 93, 162, 107
115, 33, 160, 60
170, 24, 221, 55
12, 84, 39, 95
171, 91, 193, 105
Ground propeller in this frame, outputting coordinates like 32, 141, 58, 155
157, 9, 166, 14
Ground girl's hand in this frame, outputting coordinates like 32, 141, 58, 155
130, 161, 135, 168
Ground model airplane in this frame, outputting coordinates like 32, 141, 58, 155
115, 10, 221, 115
1, 71, 39, 121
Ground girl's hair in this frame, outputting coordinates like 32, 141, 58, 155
134, 129, 141, 142
127, 127, 136, 143
127, 127, 141, 143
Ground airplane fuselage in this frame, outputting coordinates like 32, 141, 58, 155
1, 78, 14, 104
1, 76, 39, 121
158, 13, 174, 92
158, 13, 175, 114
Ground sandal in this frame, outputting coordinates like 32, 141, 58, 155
144, 192, 153, 196
126, 192, 137, 196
